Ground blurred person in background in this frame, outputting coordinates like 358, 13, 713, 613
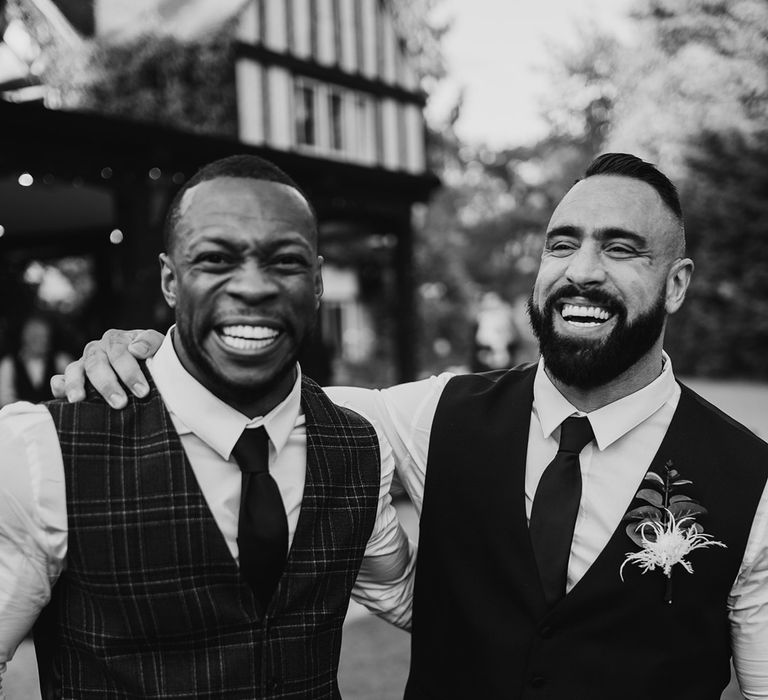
52, 153, 768, 699
0, 154, 413, 699
470, 290, 521, 372
0, 314, 71, 407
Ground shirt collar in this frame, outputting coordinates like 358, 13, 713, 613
533, 352, 677, 451
146, 328, 303, 460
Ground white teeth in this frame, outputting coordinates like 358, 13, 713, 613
221, 325, 279, 340
561, 304, 611, 321
219, 325, 279, 351
221, 335, 276, 351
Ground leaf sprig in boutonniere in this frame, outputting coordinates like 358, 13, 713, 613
620, 460, 725, 604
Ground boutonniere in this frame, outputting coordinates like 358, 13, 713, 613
620, 461, 726, 604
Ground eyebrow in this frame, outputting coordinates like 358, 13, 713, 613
188, 231, 315, 252
546, 226, 648, 247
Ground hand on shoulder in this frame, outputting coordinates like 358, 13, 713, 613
50, 329, 163, 408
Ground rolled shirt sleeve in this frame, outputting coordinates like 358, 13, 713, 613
325, 374, 452, 517
0, 402, 67, 695
325, 378, 453, 631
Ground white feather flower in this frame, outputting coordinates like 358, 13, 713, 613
620, 509, 726, 581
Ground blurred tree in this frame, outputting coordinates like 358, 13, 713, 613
601, 0, 768, 377
608, 0, 768, 176
74, 30, 238, 135
390, 0, 449, 91
666, 129, 768, 378
4, 0, 237, 135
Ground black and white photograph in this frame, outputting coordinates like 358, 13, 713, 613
1, 1, 767, 698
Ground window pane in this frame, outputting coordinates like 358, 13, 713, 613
295, 84, 316, 146
329, 91, 344, 151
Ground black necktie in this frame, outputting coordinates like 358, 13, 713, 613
232, 426, 288, 609
529, 416, 595, 608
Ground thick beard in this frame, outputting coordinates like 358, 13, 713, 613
526, 286, 667, 390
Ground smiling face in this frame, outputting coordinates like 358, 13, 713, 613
528, 174, 692, 393
160, 176, 322, 417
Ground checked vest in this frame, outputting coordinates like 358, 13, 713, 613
38, 374, 380, 700
406, 365, 768, 700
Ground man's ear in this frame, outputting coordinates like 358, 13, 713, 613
314, 255, 324, 310
159, 253, 177, 309
665, 257, 694, 315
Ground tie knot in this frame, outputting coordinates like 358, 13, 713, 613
558, 416, 594, 454
232, 426, 269, 474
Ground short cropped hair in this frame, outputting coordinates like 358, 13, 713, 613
163, 154, 317, 251
583, 152, 683, 223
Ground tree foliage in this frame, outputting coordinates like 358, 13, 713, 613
73, 30, 238, 136
389, 0, 449, 90
601, 0, 768, 377
607, 0, 768, 175
666, 129, 768, 377
5, 0, 238, 135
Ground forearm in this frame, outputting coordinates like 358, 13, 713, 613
0, 403, 66, 689
0, 556, 49, 700
731, 587, 768, 699
352, 524, 415, 631
731, 480, 768, 699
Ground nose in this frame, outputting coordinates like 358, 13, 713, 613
565, 241, 606, 287
227, 259, 279, 301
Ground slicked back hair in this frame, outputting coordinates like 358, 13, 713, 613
163, 154, 317, 252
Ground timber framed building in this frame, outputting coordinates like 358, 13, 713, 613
0, 0, 439, 382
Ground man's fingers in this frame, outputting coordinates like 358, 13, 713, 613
50, 373, 67, 399
127, 329, 164, 359
82, 340, 128, 408
102, 329, 152, 398
60, 359, 87, 403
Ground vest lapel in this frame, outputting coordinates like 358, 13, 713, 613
148, 382, 263, 617
490, 368, 550, 618
283, 382, 324, 566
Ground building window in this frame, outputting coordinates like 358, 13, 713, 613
293, 77, 376, 163
328, 90, 344, 151
295, 83, 315, 146
351, 94, 375, 163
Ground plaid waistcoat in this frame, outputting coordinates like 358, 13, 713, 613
40, 374, 380, 700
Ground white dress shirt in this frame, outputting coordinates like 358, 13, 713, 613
0, 333, 414, 695
326, 354, 768, 700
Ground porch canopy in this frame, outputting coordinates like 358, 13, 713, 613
0, 100, 438, 380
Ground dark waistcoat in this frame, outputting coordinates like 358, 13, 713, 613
406, 365, 768, 700
38, 374, 380, 700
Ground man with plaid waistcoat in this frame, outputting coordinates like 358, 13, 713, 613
0, 154, 414, 699
52, 154, 768, 698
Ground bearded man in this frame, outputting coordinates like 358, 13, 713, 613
51, 153, 768, 699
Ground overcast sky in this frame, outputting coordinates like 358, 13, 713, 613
427, 0, 636, 149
